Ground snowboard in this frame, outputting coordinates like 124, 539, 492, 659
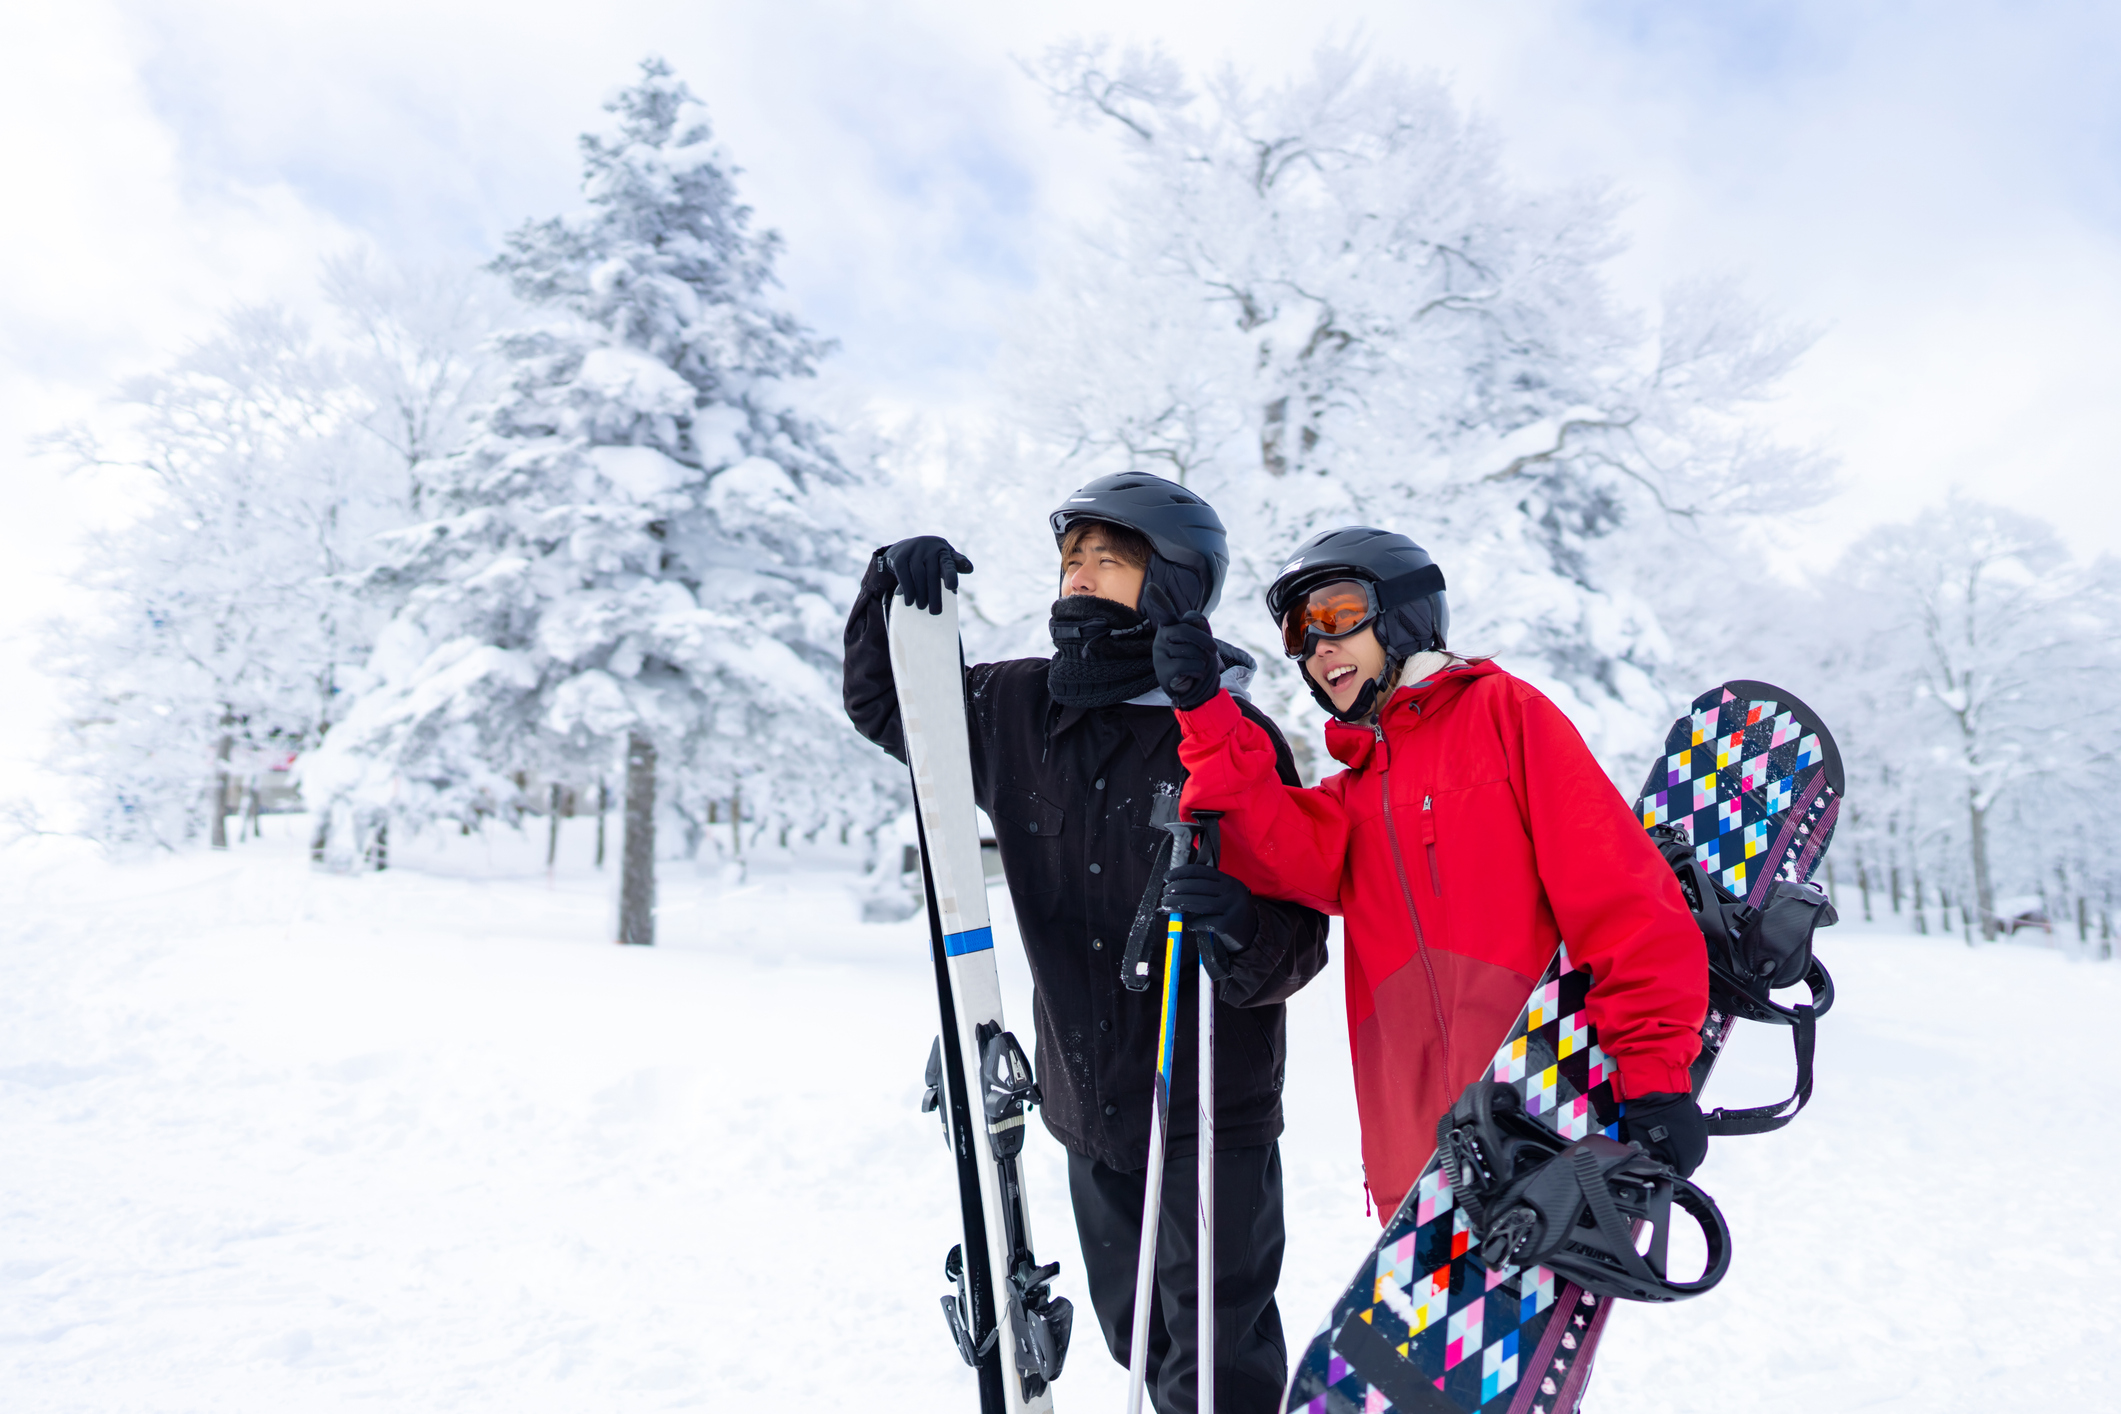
889, 588, 1066, 1414
1281, 681, 1843, 1414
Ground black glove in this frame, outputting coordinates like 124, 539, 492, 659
1160, 862, 1257, 982
1143, 584, 1221, 710
880, 536, 974, 615
1622, 1091, 1709, 1177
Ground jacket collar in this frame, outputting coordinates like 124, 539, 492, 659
1323, 658, 1502, 770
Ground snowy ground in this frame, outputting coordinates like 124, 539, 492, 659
0, 818, 2112, 1412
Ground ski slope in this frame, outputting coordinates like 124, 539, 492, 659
0, 818, 2110, 1411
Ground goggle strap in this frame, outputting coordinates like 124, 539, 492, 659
1373, 563, 1446, 605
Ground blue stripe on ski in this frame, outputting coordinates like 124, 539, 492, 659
943, 926, 994, 957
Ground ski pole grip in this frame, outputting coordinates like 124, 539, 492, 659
1158, 817, 1198, 867
1190, 809, 1223, 870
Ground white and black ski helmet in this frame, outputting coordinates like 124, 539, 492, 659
1268, 526, 1449, 718
1049, 473, 1230, 616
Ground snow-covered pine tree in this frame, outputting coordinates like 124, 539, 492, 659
1012, 43, 1828, 766
307, 58, 890, 942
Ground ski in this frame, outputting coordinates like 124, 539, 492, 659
890, 588, 1070, 1414
1281, 680, 1843, 1414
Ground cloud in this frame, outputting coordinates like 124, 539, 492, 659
4, 0, 2119, 797
1472, 1, 2121, 563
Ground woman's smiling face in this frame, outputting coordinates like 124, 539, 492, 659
1304, 622, 1387, 715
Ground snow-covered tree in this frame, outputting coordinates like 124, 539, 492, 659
322, 251, 504, 512
43, 252, 502, 853
45, 307, 391, 848
1011, 43, 1828, 763
307, 59, 890, 943
1813, 496, 2120, 938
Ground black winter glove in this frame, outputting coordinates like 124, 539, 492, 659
1160, 862, 1257, 982
1622, 1091, 1709, 1177
1143, 584, 1221, 710
880, 536, 974, 614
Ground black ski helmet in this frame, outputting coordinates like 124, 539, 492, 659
1266, 526, 1449, 720
1049, 472, 1230, 616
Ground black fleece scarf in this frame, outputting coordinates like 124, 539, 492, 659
1047, 596, 1161, 708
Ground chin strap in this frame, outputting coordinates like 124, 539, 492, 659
1307, 651, 1401, 724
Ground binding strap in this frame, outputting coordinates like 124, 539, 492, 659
1440, 1082, 1733, 1304
1703, 986, 1819, 1136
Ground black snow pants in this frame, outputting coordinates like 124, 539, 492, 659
1068, 1141, 1288, 1414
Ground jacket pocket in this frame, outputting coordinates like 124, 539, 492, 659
992, 787, 1065, 840
1421, 792, 1441, 896
1216, 1006, 1285, 1102
991, 788, 1065, 919
1131, 825, 1171, 861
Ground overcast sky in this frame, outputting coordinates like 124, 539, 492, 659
3, 0, 2118, 793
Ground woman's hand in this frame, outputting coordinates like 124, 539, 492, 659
1144, 584, 1221, 709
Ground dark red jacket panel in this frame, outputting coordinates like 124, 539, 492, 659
1176, 661, 1706, 1216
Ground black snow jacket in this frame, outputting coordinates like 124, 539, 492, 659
845, 556, 1330, 1169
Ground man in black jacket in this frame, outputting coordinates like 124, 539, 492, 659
844, 473, 1329, 1414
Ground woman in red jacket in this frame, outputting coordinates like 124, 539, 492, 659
1144, 527, 1709, 1222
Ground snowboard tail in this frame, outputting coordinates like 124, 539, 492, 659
1286, 953, 1621, 1414
1284, 681, 1842, 1414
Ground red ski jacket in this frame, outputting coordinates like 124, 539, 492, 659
1176, 659, 1706, 1218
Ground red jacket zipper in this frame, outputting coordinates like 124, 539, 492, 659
1374, 724, 1453, 1065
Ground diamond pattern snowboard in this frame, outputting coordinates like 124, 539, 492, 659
1281, 681, 1842, 1414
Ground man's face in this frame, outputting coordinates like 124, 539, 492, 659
1304, 623, 1387, 715
1061, 532, 1146, 610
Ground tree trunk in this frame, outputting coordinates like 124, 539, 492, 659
595, 778, 608, 870
547, 782, 562, 874
730, 783, 742, 858
679, 803, 704, 861
309, 811, 330, 864
1913, 872, 1928, 935
619, 731, 657, 946
1967, 788, 1997, 938
210, 715, 235, 849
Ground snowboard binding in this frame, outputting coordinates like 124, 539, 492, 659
1437, 1081, 1732, 1304
1650, 823, 1837, 1135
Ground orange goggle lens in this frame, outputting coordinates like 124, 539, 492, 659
1281, 580, 1377, 658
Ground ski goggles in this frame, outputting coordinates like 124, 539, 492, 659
1280, 579, 1380, 659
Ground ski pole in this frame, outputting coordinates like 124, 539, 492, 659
1191, 810, 1222, 1414
1125, 820, 1196, 1414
